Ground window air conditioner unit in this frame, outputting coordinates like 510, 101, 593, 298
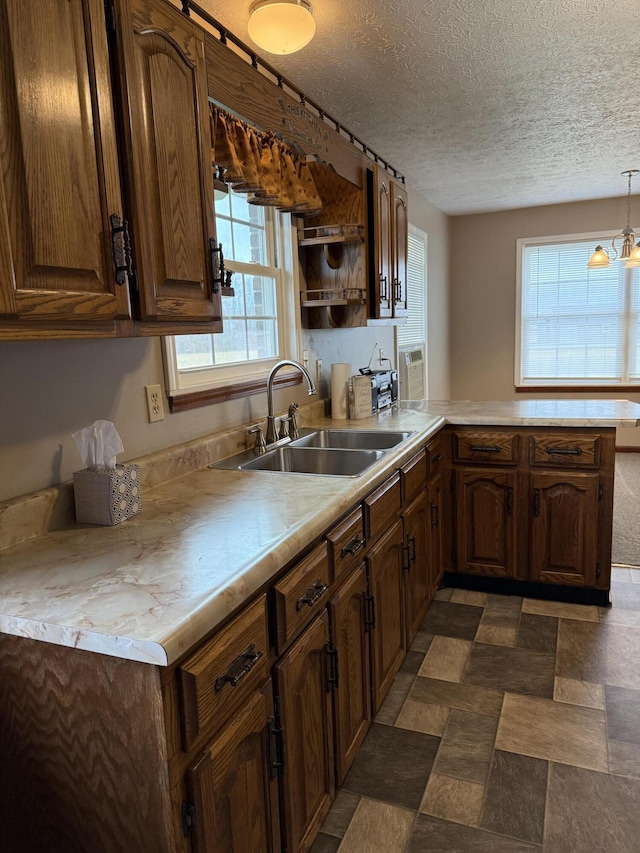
398, 344, 426, 400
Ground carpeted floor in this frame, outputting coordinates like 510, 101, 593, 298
613, 453, 640, 566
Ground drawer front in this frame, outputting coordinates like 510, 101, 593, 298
454, 431, 519, 465
364, 471, 402, 545
178, 594, 270, 749
530, 434, 600, 468
401, 448, 427, 506
326, 506, 365, 581
273, 541, 331, 653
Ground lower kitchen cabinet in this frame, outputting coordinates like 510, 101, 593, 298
366, 519, 406, 713
455, 468, 517, 578
529, 471, 599, 586
328, 563, 371, 786
427, 474, 444, 597
186, 680, 281, 853
274, 610, 335, 853
402, 490, 430, 646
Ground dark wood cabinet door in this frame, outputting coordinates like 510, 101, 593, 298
328, 563, 371, 787
372, 165, 392, 318
187, 680, 281, 853
0, 0, 131, 331
391, 180, 408, 318
530, 472, 599, 586
428, 476, 444, 596
402, 491, 430, 646
275, 611, 335, 853
366, 519, 406, 713
113, 0, 222, 327
456, 468, 517, 577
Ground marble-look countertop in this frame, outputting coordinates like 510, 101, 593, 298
1, 399, 638, 667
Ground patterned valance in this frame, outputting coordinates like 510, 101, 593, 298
210, 105, 323, 216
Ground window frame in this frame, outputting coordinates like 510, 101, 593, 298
163, 204, 302, 405
515, 229, 640, 390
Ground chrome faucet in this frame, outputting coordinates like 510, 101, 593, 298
265, 359, 316, 444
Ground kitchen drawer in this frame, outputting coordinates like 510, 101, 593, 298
178, 594, 270, 749
325, 506, 365, 581
273, 541, 331, 653
426, 436, 446, 482
363, 471, 401, 545
401, 448, 427, 506
530, 433, 600, 468
453, 431, 519, 465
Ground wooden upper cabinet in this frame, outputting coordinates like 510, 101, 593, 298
0, 0, 131, 333
112, 0, 222, 328
369, 165, 408, 321
391, 180, 408, 318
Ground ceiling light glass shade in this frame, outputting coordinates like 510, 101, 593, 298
625, 242, 640, 268
586, 246, 611, 269
248, 0, 316, 55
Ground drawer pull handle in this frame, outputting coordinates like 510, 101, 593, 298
341, 536, 365, 557
432, 452, 444, 463
546, 447, 583, 456
296, 579, 328, 611
214, 644, 263, 693
470, 445, 501, 453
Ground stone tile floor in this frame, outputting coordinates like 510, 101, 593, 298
311, 568, 640, 852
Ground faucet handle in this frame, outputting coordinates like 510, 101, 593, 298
287, 403, 299, 439
278, 416, 290, 441
247, 424, 267, 455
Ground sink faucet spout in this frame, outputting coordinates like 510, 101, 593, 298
266, 359, 316, 444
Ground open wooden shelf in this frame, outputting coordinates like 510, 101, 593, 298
301, 288, 367, 307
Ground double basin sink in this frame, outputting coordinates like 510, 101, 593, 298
211, 429, 414, 477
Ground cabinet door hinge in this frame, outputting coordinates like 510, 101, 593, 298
325, 643, 339, 692
181, 800, 196, 837
267, 716, 286, 778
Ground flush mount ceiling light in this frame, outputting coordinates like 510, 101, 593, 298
587, 169, 640, 269
247, 0, 316, 55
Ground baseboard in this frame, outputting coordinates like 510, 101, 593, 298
443, 572, 610, 607
615, 446, 640, 452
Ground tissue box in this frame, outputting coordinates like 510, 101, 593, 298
73, 464, 141, 526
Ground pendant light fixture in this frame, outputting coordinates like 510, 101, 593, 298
587, 169, 640, 269
247, 0, 316, 55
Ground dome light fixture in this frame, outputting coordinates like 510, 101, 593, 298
247, 0, 316, 55
587, 169, 640, 269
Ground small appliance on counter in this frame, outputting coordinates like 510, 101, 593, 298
348, 344, 398, 419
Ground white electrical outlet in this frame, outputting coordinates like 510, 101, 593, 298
316, 358, 323, 384
302, 349, 310, 367
145, 384, 165, 423
379, 347, 385, 364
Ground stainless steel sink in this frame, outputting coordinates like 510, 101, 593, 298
290, 429, 413, 451
240, 446, 383, 477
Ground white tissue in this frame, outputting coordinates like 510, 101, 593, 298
72, 420, 124, 472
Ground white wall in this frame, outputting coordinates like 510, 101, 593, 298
449, 195, 640, 447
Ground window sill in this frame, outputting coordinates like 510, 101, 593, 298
168, 371, 303, 413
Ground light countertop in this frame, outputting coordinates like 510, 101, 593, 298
1, 399, 638, 666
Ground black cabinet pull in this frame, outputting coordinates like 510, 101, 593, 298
379, 274, 388, 300
430, 503, 439, 528
110, 213, 133, 286
546, 447, 582, 456
364, 592, 376, 631
214, 644, 262, 692
325, 644, 339, 692
469, 445, 501, 453
296, 579, 328, 611
533, 488, 541, 517
506, 486, 514, 515
267, 718, 286, 778
432, 452, 444, 464
341, 536, 365, 558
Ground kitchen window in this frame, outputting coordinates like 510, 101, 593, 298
515, 231, 640, 388
164, 187, 300, 405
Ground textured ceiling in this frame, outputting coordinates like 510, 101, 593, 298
194, 0, 640, 215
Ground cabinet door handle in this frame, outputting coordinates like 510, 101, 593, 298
267, 718, 286, 778
295, 579, 328, 611
469, 445, 501, 453
394, 279, 402, 303
109, 213, 133, 285
506, 486, 514, 515
430, 503, 438, 528
214, 644, 263, 692
209, 239, 225, 294
325, 644, 339, 692
364, 592, 376, 631
341, 536, 365, 558
546, 447, 583, 456
533, 488, 541, 517
432, 452, 444, 464
379, 274, 388, 300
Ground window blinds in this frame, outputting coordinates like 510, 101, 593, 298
397, 231, 426, 348
519, 237, 640, 385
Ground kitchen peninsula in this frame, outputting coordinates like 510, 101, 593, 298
0, 399, 639, 852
